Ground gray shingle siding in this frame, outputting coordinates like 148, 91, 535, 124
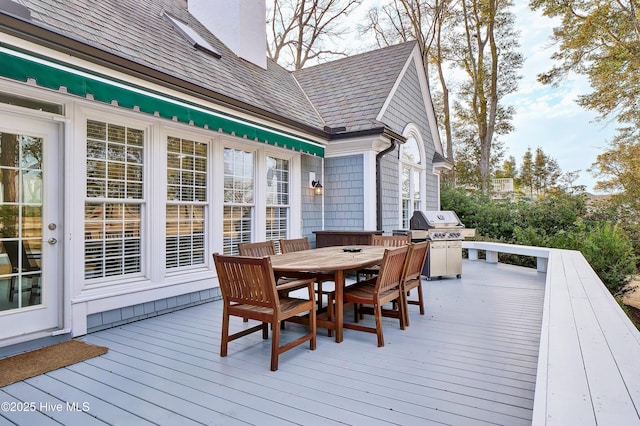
324, 155, 364, 230
86, 288, 220, 333
380, 58, 439, 210
380, 151, 401, 232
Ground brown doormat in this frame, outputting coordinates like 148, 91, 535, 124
0, 340, 108, 387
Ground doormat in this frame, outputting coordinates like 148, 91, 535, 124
0, 340, 108, 387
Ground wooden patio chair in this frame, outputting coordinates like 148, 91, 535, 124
213, 253, 317, 371
329, 245, 409, 347
400, 241, 429, 326
238, 240, 295, 285
356, 234, 411, 282
279, 237, 334, 310
238, 240, 278, 257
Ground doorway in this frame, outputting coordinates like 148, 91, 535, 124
0, 111, 62, 341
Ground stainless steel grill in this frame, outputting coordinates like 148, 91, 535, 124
401, 210, 475, 279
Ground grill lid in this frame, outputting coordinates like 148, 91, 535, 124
410, 210, 464, 229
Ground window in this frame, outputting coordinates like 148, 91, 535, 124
400, 136, 423, 229
223, 148, 254, 255
166, 137, 207, 269
84, 120, 143, 279
266, 156, 289, 248
165, 13, 221, 59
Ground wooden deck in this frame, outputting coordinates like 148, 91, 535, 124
1, 260, 545, 425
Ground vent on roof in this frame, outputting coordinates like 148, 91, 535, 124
0, 0, 31, 20
164, 13, 221, 59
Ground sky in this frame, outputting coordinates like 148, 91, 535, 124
345, 1, 616, 194
502, 3, 615, 194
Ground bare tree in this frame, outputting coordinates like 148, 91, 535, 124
267, 0, 363, 70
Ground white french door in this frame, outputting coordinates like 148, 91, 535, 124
0, 111, 62, 342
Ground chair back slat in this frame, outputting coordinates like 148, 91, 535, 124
279, 237, 310, 253
238, 241, 277, 257
375, 245, 409, 294
371, 234, 411, 247
213, 253, 278, 308
404, 241, 429, 282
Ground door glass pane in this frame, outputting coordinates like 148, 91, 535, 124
0, 132, 43, 311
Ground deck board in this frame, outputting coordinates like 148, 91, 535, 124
1, 260, 545, 425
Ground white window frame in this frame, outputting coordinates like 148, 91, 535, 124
399, 124, 426, 229
213, 138, 301, 255
164, 133, 209, 271
80, 111, 150, 287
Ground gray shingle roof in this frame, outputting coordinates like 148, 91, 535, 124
13, 0, 324, 130
8, 1, 419, 138
293, 41, 417, 133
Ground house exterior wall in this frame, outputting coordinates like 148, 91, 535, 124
324, 155, 365, 230
380, 58, 440, 211
0, 40, 319, 347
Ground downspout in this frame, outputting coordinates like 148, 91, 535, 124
376, 139, 398, 231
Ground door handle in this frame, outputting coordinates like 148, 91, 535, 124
47, 238, 58, 245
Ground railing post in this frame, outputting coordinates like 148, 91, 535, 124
486, 250, 498, 264
468, 248, 478, 261
537, 257, 548, 273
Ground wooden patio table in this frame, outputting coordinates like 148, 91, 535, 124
270, 245, 387, 343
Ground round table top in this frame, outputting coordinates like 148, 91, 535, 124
269, 245, 387, 272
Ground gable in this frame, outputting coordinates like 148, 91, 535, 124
294, 42, 417, 134
378, 52, 444, 156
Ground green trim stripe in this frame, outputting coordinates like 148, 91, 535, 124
0, 46, 324, 157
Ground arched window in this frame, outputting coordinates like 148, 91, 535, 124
400, 130, 425, 229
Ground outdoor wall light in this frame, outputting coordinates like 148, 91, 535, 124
309, 172, 323, 195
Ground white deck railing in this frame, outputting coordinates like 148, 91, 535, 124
462, 241, 640, 425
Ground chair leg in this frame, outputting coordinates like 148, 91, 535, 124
309, 303, 317, 351
374, 304, 384, 347
399, 289, 409, 328
220, 309, 230, 357
398, 297, 406, 331
327, 294, 334, 337
271, 320, 281, 371
317, 282, 323, 310
417, 285, 425, 315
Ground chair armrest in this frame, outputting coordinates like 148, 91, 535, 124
276, 278, 316, 291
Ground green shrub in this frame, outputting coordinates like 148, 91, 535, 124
575, 222, 636, 293
442, 185, 636, 292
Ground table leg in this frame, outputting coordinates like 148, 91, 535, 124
334, 269, 344, 343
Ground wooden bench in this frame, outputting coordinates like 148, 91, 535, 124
463, 241, 640, 424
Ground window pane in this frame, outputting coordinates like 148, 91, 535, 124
166, 137, 207, 269
86, 120, 144, 200
266, 207, 287, 242
166, 205, 205, 269
266, 156, 289, 244
84, 202, 141, 279
224, 148, 253, 205
85, 120, 144, 280
223, 206, 252, 255
266, 157, 289, 206
402, 137, 421, 164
